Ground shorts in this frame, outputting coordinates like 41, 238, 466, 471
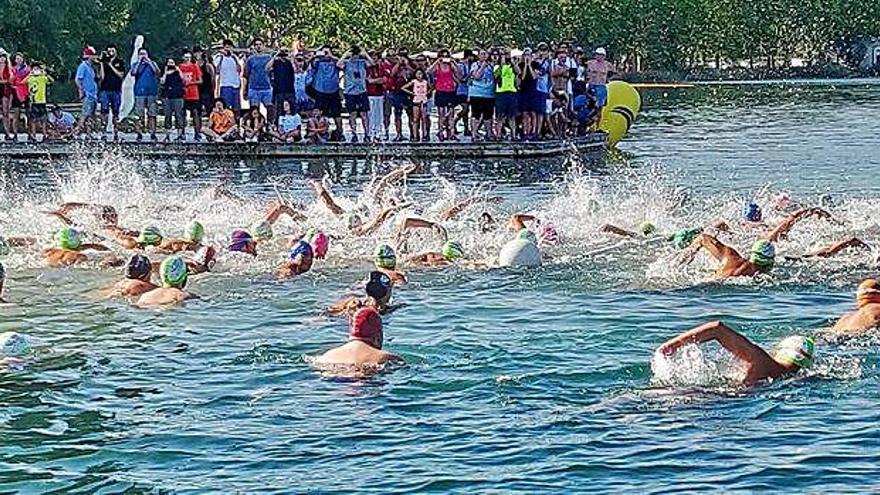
11, 94, 28, 109
184, 99, 202, 112
344, 93, 369, 113
469, 96, 494, 121
296, 97, 314, 113
247, 88, 273, 108
495, 92, 518, 119
391, 90, 412, 116
200, 95, 214, 113
588, 84, 608, 107
435, 91, 456, 109
274, 92, 296, 114
455, 93, 469, 106
314, 90, 341, 118
29, 103, 47, 120
530, 91, 549, 115
81, 96, 97, 118
134, 95, 158, 118
219, 86, 241, 111
99, 91, 121, 115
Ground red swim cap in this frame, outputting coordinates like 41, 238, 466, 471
349, 307, 383, 349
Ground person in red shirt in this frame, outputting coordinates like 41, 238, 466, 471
178, 51, 204, 140
366, 51, 389, 142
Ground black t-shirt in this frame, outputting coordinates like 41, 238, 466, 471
100, 58, 126, 92
271, 59, 295, 94
518, 61, 537, 93
162, 70, 185, 99
198, 62, 214, 99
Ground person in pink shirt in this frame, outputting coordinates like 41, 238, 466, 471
429, 48, 460, 141
10, 52, 31, 139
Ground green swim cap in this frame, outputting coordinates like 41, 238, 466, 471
750, 239, 776, 268
640, 222, 656, 236
250, 220, 274, 241
442, 241, 464, 261
55, 227, 83, 250
0, 236, 9, 257
186, 220, 205, 243
138, 226, 163, 246
160, 255, 188, 288
517, 228, 538, 244
774, 335, 815, 369
375, 243, 397, 270
670, 228, 701, 250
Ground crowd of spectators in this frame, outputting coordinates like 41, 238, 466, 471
0, 39, 615, 144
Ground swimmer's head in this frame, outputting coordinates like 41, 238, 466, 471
539, 224, 560, 247
749, 239, 775, 270
517, 228, 538, 244
349, 307, 383, 349
856, 279, 880, 308
0, 331, 30, 357
442, 241, 464, 261
366, 270, 393, 305
55, 227, 83, 250
773, 335, 815, 370
228, 229, 256, 255
159, 255, 188, 288
193, 245, 217, 271
250, 220, 274, 241
772, 193, 792, 211
125, 254, 152, 281
640, 222, 656, 236
288, 240, 314, 274
100, 206, 118, 225
669, 228, 701, 250
0, 236, 9, 256
347, 212, 364, 231
308, 230, 329, 259
186, 220, 205, 243
375, 243, 397, 270
742, 202, 762, 222
137, 226, 163, 246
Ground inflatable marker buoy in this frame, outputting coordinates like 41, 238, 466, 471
498, 239, 542, 268
119, 34, 145, 120
598, 81, 641, 148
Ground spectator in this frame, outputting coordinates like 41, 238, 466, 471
292, 53, 313, 115
243, 37, 274, 124
73, 47, 99, 138
0, 50, 11, 140
310, 46, 343, 141
47, 105, 75, 140
213, 39, 242, 119
365, 49, 388, 141
429, 48, 459, 141
518, 48, 537, 139
10, 53, 31, 140
130, 47, 160, 141
550, 48, 575, 101
379, 52, 396, 140
194, 47, 216, 119
267, 48, 295, 125
572, 90, 600, 135
179, 50, 204, 140
275, 100, 302, 142
532, 43, 552, 139
203, 99, 238, 142
306, 107, 329, 144
160, 58, 186, 142
339, 44, 372, 142
401, 68, 430, 142
24, 62, 51, 141
240, 106, 267, 142
453, 49, 474, 138
97, 45, 125, 141
586, 47, 614, 112
494, 51, 520, 140
468, 49, 495, 141
549, 91, 570, 138
389, 49, 414, 141
414, 54, 433, 140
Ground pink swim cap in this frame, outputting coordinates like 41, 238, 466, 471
350, 307, 383, 349
309, 230, 329, 259
539, 224, 560, 247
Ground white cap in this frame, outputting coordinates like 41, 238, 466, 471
595, 47, 607, 56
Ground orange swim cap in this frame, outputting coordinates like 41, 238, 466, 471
856, 279, 880, 308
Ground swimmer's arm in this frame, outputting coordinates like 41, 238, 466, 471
600, 224, 639, 239
659, 320, 771, 366
380, 352, 406, 365
211, 184, 247, 205
395, 217, 447, 241
690, 234, 744, 264
805, 237, 870, 258
358, 204, 411, 237
765, 207, 833, 242
509, 214, 537, 232
439, 195, 504, 221
44, 210, 74, 225
310, 180, 346, 216
263, 202, 308, 224
7, 237, 36, 247
325, 296, 360, 316
81, 243, 112, 252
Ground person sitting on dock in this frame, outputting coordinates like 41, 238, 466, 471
203, 99, 238, 142
136, 255, 197, 307
314, 307, 404, 367
682, 234, 776, 280
44, 227, 113, 267
306, 107, 329, 144
241, 107, 268, 142
274, 100, 302, 142
47, 105, 76, 141
105, 253, 157, 298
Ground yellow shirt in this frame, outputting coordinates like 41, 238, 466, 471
28, 74, 50, 104
495, 64, 517, 93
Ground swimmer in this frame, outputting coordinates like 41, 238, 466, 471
830, 279, 880, 335
408, 240, 465, 267
600, 222, 657, 239
327, 271, 399, 316
44, 227, 112, 267
185, 245, 217, 274
156, 220, 206, 253
742, 201, 765, 226
314, 307, 404, 367
366, 162, 418, 205
136, 255, 196, 307
277, 240, 314, 278
438, 194, 504, 221
657, 320, 814, 386
250, 201, 309, 243
228, 229, 258, 255
310, 177, 410, 236
305, 229, 330, 259
46, 202, 139, 239
764, 207, 833, 242
0, 235, 37, 254
112, 225, 165, 250
105, 254, 157, 297
800, 237, 870, 259
0, 331, 31, 368
374, 244, 407, 285
394, 216, 447, 250
683, 234, 775, 279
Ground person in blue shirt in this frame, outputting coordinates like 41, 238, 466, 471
243, 37, 274, 124
453, 50, 474, 137
73, 46, 99, 137
467, 49, 496, 140
130, 47, 161, 141
310, 46, 343, 140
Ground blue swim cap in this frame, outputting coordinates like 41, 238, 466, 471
228, 229, 253, 252
289, 240, 314, 260
743, 202, 762, 222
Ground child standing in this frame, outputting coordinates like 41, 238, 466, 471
25, 62, 51, 142
402, 69, 431, 142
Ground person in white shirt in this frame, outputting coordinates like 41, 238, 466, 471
47, 105, 75, 140
212, 39, 242, 119
274, 100, 302, 142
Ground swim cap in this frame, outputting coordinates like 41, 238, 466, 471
186, 220, 205, 243
0, 331, 30, 357
772, 193, 792, 210
54, 227, 83, 250
192, 245, 217, 271
856, 279, 880, 308
375, 243, 397, 270
228, 229, 253, 252
774, 335, 815, 369
159, 256, 188, 288
750, 239, 776, 269
347, 212, 364, 231
640, 222, 656, 236
742, 202, 763, 222
0, 236, 9, 256
309, 230, 329, 259
138, 226, 163, 246
125, 253, 152, 281
250, 220, 274, 241
670, 228, 701, 250
517, 228, 538, 244
349, 307, 383, 349
366, 270, 392, 301
538, 224, 560, 247
289, 240, 314, 261
442, 241, 464, 261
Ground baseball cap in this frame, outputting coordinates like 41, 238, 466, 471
595, 47, 607, 56
82, 46, 97, 57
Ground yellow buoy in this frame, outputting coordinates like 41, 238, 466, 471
598, 81, 642, 147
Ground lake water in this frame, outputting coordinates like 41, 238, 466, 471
2, 81, 880, 493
